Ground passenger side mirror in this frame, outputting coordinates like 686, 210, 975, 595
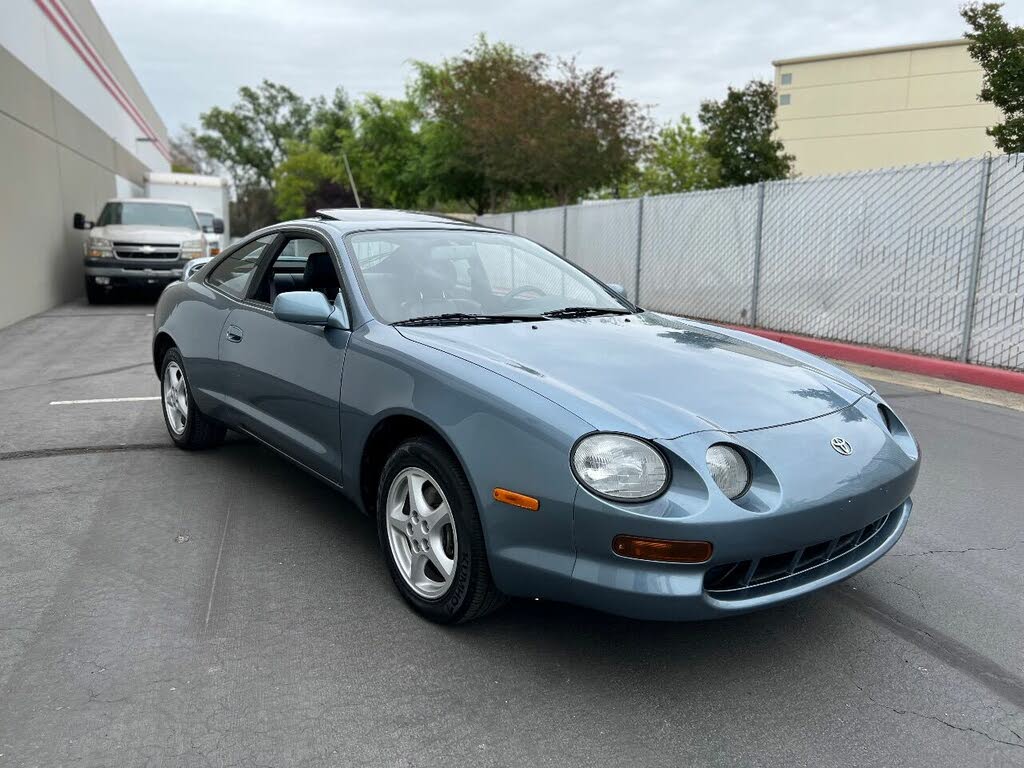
607, 283, 628, 301
212, 217, 225, 234
73, 212, 93, 230
273, 291, 347, 329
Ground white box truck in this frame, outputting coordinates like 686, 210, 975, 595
145, 172, 231, 253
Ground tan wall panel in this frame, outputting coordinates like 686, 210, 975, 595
777, 104, 999, 141
776, 50, 910, 88
779, 78, 910, 119
785, 128, 999, 176
908, 44, 977, 76
0, 45, 55, 137
0, 113, 72, 329
907, 70, 988, 109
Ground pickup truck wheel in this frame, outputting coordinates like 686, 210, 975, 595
377, 437, 506, 624
85, 280, 106, 304
160, 348, 225, 450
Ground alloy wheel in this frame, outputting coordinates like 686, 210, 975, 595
385, 467, 458, 599
162, 361, 189, 436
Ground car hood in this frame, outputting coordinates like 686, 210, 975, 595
90, 224, 201, 243
398, 312, 870, 438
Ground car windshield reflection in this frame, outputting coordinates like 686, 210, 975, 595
347, 229, 631, 325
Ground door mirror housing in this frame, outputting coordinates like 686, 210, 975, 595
73, 212, 93, 230
607, 283, 628, 301
273, 291, 347, 329
212, 217, 225, 234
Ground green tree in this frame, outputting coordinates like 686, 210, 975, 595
698, 80, 792, 186
196, 80, 317, 190
414, 36, 650, 212
962, 2, 1024, 153
633, 115, 719, 195
350, 96, 427, 208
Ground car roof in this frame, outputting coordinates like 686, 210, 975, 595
312, 208, 482, 234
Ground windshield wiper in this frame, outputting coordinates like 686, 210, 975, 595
542, 307, 632, 319
393, 312, 545, 327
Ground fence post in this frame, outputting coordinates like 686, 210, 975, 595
634, 196, 645, 303
749, 182, 766, 327
959, 155, 994, 362
562, 206, 568, 257
510, 211, 517, 233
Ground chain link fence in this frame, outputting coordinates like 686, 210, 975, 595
477, 153, 1024, 372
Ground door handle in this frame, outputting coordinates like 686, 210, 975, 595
225, 325, 244, 343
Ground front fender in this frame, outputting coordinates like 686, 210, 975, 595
340, 322, 593, 600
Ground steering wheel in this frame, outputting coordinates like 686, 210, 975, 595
503, 285, 547, 305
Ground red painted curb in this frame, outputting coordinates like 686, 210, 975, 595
723, 325, 1024, 395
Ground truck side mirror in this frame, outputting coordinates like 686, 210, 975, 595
73, 212, 93, 230
212, 217, 225, 234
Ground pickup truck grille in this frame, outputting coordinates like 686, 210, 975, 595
113, 242, 180, 260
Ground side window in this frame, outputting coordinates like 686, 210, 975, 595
251, 236, 342, 304
206, 236, 274, 299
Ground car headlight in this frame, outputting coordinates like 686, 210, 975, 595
86, 237, 113, 258
705, 444, 750, 499
571, 433, 669, 502
180, 238, 206, 259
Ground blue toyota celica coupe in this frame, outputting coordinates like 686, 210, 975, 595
153, 209, 920, 624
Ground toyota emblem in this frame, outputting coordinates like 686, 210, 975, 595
831, 437, 853, 455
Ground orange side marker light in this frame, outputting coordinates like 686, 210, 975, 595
493, 488, 540, 511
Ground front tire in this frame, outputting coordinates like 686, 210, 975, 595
85, 280, 107, 304
160, 347, 225, 449
377, 437, 506, 624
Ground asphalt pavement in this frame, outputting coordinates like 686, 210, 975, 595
1, 299, 1022, 767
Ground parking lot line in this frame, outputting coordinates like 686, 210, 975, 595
49, 396, 160, 405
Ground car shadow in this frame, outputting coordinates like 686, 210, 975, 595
213, 434, 831, 668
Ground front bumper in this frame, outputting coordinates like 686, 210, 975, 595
84, 258, 185, 288
564, 398, 920, 620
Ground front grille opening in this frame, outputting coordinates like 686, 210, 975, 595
704, 506, 901, 596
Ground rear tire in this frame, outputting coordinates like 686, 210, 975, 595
160, 347, 225, 450
85, 280, 106, 304
377, 437, 506, 624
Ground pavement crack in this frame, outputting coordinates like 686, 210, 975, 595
894, 543, 1020, 557
849, 680, 1024, 750
836, 586, 1024, 710
0, 361, 151, 393
0, 443, 170, 461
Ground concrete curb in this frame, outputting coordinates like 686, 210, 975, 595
726, 325, 1024, 395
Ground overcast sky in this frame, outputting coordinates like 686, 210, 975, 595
94, 0, 1024, 137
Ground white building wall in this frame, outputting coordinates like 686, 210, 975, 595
0, 0, 168, 327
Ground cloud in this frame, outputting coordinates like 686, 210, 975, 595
93, 0, 1024, 135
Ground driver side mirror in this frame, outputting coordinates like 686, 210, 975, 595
73, 212, 93, 230
273, 291, 348, 330
212, 217, 225, 234
607, 283, 628, 301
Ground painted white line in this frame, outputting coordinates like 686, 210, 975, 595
49, 396, 160, 405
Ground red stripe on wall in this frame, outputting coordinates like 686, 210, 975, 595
33, 0, 172, 163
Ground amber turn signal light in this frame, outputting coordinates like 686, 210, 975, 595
493, 488, 540, 511
612, 535, 712, 563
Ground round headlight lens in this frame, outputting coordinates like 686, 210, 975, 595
571, 434, 669, 501
705, 444, 750, 499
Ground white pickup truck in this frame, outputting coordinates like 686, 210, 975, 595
73, 198, 223, 303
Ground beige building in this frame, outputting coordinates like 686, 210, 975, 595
773, 40, 1001, 176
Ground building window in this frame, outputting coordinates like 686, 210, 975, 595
781, 73, 792, 85
779, 94, 791, 106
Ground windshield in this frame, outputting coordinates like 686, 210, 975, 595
197, 212, 214, 230
347, 229, 630, 325
96, 202, 199, 230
